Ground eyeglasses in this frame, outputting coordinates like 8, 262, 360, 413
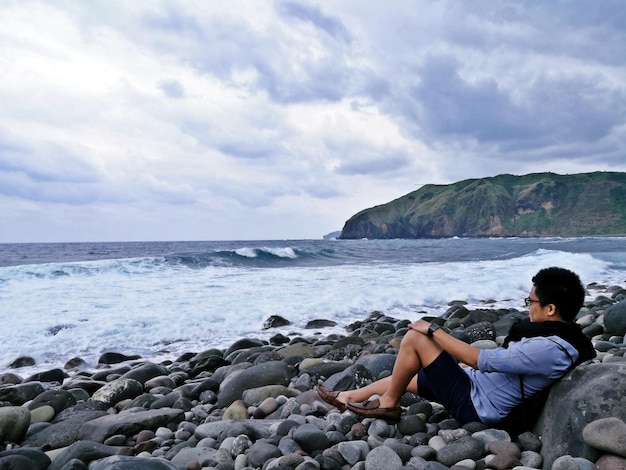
524, 297, 542, 307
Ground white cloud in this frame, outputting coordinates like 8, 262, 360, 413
0, 0, 625, 242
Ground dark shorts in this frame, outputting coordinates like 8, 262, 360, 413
417, 351, 481, 424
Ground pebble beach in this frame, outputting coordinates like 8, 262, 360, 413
1, 281, 625, 470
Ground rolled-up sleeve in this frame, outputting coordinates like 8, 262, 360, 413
477, 336, 576, 377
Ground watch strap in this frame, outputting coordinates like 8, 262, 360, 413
427, 322, 441, 337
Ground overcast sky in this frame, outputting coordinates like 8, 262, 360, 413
1, 1, 625, 243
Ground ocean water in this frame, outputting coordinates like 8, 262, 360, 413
1, 237, 625, 376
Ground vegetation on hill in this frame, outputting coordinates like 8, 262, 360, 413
339, 172, 626, 239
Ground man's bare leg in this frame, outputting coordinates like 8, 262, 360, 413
334, 329, 442, 407
375, 329, 443, 408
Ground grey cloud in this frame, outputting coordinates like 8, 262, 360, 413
277, 1, 352, 43
158, 79, 185, 99
443, 2, 626, 67
0, 136, 100, 185
327, 138, 411, 176
335, 152, 410, 176
180, 118, 284, 160
136, 4, 360, 104
385, 53, 626, 161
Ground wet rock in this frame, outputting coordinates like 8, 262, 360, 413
91, 378, 144, 406
0, 382, 45, 405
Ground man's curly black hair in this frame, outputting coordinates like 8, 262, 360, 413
532, 267, 585, 322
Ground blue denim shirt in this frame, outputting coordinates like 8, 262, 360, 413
464, 336, 578, 424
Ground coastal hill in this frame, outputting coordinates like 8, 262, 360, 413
340, 172, 626, 239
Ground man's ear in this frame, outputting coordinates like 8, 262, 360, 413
547, 303, 559, 318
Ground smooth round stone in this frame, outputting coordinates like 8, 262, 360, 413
154, 427, 173, 440
594, 341, 618, 352
29, 405, 55, 423
0, 406, 31, 442
292, 423, 329, 453
337, 441, 370, 465
222, 400, 248, 420
551, 455, 579, 470
573, 457, 595, 470
604, 300, 626, 336
428, 435, 446, 451
67, 388, 90, 403
0, 455, 40, 469
455, 458, 477, 469
103, 434, 127, 446
471, 428, 511, 446
593, 455, 626, 470
520, 450, 542, 468
583, 417, 626, 457
516, 432, 542, 452
411, 445, 436, 460
367, 419, 393, 438
472, 339, 498, 350
364, 445, 402, 470
436, 436, 484, 468
575, 314, 595, 328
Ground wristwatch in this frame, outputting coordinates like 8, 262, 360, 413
427, 322, 441, 337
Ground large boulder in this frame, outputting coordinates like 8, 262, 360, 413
604, 299, 626, 336
538, 363, 626, 469
216, 361, 294, 407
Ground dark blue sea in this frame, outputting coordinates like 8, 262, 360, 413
1, 237, 624, 374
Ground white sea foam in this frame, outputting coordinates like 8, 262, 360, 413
0, 245, 623, 376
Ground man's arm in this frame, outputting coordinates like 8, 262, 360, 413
409, 319, 480, 369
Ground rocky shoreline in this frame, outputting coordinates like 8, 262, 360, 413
1, 283, 626, 470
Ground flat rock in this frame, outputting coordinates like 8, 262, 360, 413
47, 441, 129, 470
89, 455, 177, 469
78, 408, 184, 443
23, 409, 108, 449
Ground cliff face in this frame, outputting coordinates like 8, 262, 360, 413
340, 172, 626, 239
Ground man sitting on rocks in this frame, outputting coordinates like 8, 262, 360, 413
318, 266, 597, 426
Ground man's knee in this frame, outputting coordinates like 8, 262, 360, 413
401, 328, 429, 347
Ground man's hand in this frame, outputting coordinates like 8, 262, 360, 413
408, 319, 431, 335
